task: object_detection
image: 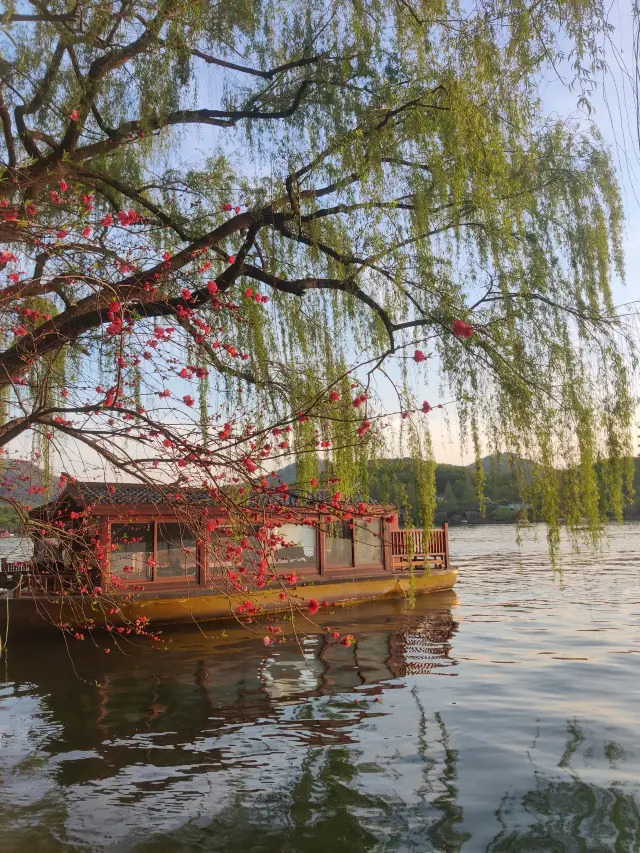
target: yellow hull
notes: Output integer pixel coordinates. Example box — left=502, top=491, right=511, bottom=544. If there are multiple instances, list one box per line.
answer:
left=1, top=569, right=458, bottom=635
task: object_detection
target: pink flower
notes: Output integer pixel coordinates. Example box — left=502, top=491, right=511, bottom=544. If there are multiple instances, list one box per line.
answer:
left=59, top=179, right=68, bottom=192
left=422, top=401, right=432, bottom=413
left=82, top=226, right=91, bottom=238
left=228, top=255, right=236, bottom=264
left=413, top=349, right=427, bottom=362
left=329, top=391, right=340, bottom=402
left=222, top=203, right=233, bottom=211
left=308, top=598, right=320, bottom=615
left=207, top=280, right=218, bottom=295
left=452, top=319, right=474, bottom=339
left=183, top=395, right=195, bottom=407
left=70, top=109, right=79, bottom=121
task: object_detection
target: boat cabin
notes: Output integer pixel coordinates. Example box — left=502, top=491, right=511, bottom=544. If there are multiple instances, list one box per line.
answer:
left=4, top=481, right=451, bottom=598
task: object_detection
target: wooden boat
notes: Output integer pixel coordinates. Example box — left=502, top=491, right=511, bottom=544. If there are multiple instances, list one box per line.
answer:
left=0, top=482, right=457, bottom=636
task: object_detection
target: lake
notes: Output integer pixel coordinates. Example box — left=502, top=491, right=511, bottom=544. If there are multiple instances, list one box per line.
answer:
left=0, top=523, right=639, bottom=852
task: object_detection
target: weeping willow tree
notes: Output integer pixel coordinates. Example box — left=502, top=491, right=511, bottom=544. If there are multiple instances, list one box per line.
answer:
left=0, top=0, right=634, bottom=552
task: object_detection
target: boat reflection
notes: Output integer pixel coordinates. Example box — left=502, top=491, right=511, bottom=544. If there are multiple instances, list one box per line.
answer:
left=3, top=593, right=459, bottom=768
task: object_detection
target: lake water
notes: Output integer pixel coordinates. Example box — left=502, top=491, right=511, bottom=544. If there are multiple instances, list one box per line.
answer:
left=1, top=523, right=639, bottom=852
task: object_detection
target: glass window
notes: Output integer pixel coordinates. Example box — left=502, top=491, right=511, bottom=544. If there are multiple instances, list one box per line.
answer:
left=110, top=523, right=153, bottom=580
left=208, top=531, right=241, bottom=582
left=275, top=524, right=318, bottom=569
left=325, top=521, right=353, bottom=568
left=157, top=522, right=197, bottom=578
left=354, top=518, right=383, bottom=566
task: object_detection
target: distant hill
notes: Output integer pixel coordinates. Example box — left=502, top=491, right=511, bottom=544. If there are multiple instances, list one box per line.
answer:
left=466, top=452, right=538, bottom=478
left=0, top=459, right=51, bottom=508
left=275, top=461, right=301, bottom=484
left=275, top=456, right=527, bottom=524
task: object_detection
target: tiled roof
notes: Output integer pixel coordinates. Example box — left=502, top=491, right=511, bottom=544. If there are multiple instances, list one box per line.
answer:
left=70, top=482, right=216, bottom=507
left=30, top=481, right=388, bottom=518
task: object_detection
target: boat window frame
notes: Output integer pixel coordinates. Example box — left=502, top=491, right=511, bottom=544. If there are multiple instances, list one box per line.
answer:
left=108, top=517, right=201, bottom=584
left=353, top=517, right=384, bottom=568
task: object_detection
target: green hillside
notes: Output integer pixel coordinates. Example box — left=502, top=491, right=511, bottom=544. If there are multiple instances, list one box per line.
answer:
left=278, top=455, right=640, bottom=525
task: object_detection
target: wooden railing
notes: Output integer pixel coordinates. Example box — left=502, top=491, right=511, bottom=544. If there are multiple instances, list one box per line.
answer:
left=390, top=524, right=450, bottom=571
left=0, top=560, right=89, bottom=597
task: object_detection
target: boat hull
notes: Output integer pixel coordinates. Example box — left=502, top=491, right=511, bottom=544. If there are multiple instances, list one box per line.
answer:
left=0, top=569, right=458, bottom=636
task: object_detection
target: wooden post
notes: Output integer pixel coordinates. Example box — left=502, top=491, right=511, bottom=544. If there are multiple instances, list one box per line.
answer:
left=152, top=520, right=158, bottom=582
left=443, top=522, right=450, bottom=569
left=198, top=518, right=206, bottom=586
left=101, top=518, right=110, bottom=586
left=318, top=517, right=326, bottom=576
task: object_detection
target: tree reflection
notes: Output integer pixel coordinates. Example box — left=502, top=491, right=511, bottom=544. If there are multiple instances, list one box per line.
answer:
left=487, top=720, right=640, bottom=853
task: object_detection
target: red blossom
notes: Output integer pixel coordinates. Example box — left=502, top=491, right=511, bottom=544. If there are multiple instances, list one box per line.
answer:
left=422, top=401, right=432, bottom=413
left=413, top=349, right=427, bottom=362
left=70, top=109, right=79, bottom=121
left=452, top=319, right=474, bottom=338
left=183, top=395, right=195, bottom=407
left=308, top=598, right=320, bottom=615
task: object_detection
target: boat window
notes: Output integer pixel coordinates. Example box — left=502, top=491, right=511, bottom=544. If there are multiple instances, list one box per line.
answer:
left=325, top=520, right=354, bottom=568
left=110, top=523, right=153, bottom=580
left=275, top=524, right=318, bottom=569
left=157, top=522, right=197, bottom=578
left=354, top=518, right=383, bottom=566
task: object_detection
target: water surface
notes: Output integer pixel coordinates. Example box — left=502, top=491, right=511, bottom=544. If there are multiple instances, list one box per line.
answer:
left=1, top=524, right=639, bottom=851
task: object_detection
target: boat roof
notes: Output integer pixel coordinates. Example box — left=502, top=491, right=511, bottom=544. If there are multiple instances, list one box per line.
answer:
left=29, top=480, right=391, bottom=520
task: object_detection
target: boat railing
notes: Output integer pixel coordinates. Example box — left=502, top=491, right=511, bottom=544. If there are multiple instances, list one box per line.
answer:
left=390, top=524, right=450, bottom=571
left=0, top=559, right=88, bottom=597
